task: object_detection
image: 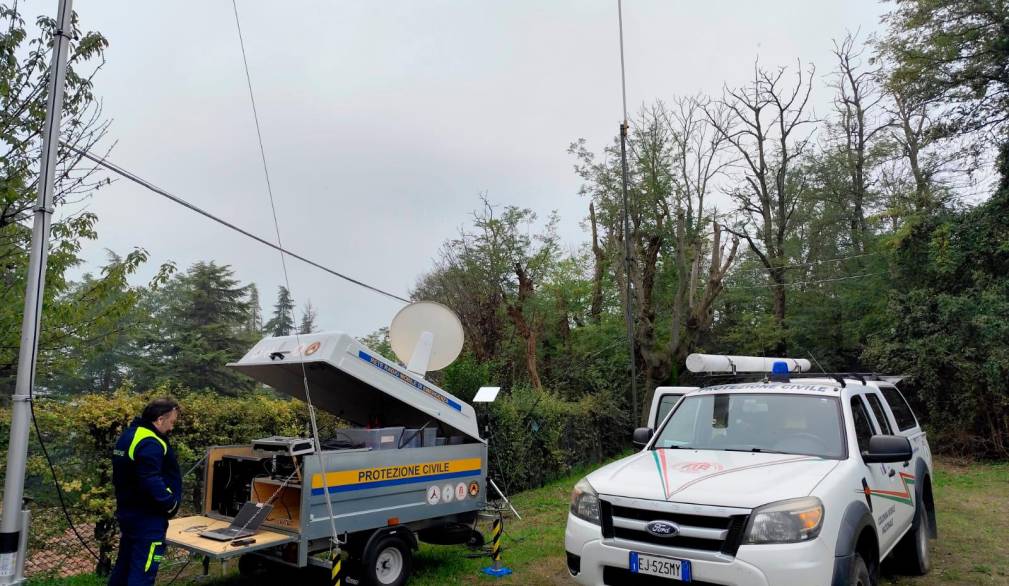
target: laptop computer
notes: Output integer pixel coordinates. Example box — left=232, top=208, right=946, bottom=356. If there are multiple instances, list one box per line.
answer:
left=200, top=502, right=274, bottom=541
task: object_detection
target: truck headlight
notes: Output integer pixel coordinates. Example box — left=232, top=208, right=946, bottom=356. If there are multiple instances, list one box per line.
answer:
left=744, top=497, right=824, bottom=544
left=570, top=478, right=601, bottom=525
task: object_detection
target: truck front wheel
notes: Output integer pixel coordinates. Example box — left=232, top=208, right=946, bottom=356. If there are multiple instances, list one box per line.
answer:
left=894, top=502, right=931, bottom=575
left=364, top=534, right=413, bottom=586
left=848, top=553, right=872, bottom=586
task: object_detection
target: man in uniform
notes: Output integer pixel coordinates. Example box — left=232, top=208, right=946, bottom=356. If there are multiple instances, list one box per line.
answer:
left=109, top=398, right=182, bottom=585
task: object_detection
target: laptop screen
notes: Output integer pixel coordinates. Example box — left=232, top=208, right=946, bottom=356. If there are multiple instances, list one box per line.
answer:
left=230, top=502, right=271, bottom=530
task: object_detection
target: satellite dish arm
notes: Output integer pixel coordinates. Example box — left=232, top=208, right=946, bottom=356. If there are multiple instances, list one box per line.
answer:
left=406, top=330, right=434, bottom=376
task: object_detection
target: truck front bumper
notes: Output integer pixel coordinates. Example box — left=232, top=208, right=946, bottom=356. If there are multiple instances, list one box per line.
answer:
left=565, top=513, right=834, bottom=586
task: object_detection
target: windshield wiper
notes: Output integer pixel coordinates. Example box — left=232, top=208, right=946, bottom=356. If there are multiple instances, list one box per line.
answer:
left=722, top=447, right=790, bottom=454
left=655, top=445, right=693, bottom=450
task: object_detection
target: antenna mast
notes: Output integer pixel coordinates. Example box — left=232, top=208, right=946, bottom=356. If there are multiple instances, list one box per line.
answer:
left=0, top=1, right=74, bottom=582
left=617, top=0, right=638, bottom=421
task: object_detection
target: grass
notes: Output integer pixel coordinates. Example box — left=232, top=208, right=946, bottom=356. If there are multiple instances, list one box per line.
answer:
left=30, top=458, right=1009, bottom=585
left=882, top=459, right=1009, bottom=585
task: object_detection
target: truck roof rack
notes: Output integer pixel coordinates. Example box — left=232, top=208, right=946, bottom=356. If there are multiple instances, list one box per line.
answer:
left=695, top=372, right=888, bottom=388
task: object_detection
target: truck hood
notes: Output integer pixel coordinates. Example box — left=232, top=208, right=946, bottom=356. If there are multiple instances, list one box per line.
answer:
left=588, top=449, right=839, bottom=509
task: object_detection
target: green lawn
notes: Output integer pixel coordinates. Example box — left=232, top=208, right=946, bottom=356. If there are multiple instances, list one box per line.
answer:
left=30, top=458, right=1009, bottom=585
left=882, top=459, right=1009, bottom=585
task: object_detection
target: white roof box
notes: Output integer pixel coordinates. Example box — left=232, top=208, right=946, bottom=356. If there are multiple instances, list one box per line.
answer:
left=228, top=332, right=481, bottom=442
left=685, top=353, right=812, bottom=374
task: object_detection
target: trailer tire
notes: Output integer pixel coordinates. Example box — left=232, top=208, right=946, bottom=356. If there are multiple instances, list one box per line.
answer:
left=238, top=554, right=273, bottom=578
left=363, top=534, right=412, bottom=586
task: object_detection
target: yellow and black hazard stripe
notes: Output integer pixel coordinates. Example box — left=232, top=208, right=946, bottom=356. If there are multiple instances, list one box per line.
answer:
left=331, top=550, right=342, bottom=586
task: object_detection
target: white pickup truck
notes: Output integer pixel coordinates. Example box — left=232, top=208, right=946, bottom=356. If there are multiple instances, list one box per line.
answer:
left=565, top=361, right=936, bottom=586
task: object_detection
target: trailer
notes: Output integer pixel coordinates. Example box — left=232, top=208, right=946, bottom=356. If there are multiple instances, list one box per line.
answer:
left=166, top=330, right=488, bottom=585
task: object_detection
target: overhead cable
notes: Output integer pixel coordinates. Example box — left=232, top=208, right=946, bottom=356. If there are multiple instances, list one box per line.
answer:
left=726, top=270, right=883, bottom=288
left=229, top=0, right=341, bottom=552
left=63, top=144, right=410, bottom=304
left=731, top=251, right=881, bottom=276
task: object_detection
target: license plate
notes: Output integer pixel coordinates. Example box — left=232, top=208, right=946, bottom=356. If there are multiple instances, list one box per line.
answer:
left=630, top=552, right=692, bottom=582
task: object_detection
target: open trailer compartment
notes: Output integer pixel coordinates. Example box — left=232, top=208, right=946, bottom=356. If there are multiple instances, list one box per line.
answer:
left=166, top=331, right=488, bottom=578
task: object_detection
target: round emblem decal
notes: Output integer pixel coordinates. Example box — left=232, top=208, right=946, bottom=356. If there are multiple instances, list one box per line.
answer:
left=441, top=484, right=454, bottom=503
left=426, top=485, right=441, bottom=505
left=673, top=461, right=725, bottom=474
left=304, top=341, right=321, bottom=356
left=646, top=520, right=681, bottom=538
left=468, top=481, right=480, bottom=497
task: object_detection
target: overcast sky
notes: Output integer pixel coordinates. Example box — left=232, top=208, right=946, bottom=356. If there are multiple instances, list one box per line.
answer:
left=57, top=0, right=888, bottom=339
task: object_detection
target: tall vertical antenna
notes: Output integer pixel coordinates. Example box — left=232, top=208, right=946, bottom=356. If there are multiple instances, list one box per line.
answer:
left=0, top=1, right=74, bottom=582
left=617, top=0, right=638, bottom=422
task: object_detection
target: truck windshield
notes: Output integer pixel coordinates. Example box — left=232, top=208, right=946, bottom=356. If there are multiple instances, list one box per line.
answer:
left=653, top=393, right=845, bottom=459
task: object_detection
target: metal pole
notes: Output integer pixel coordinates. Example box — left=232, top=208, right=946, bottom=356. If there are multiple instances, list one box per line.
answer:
left=618, top=123, right=638, bottom=424
left=0, top=0, right=74, bottom=582
left=617, top=0, right=638, bottom=423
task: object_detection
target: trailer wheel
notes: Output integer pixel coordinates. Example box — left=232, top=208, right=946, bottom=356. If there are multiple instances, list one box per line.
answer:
left=363, top=534, right=412, bottom=586
left=238, top=554, right=266, bottom=577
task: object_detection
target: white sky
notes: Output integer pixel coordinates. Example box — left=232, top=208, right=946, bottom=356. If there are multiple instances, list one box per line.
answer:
left=57, top=0, right=888, bottom=337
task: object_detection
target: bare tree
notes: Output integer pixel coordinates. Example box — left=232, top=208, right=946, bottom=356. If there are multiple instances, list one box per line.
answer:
left=709, top=61, right=816, bottom=353
left=829, top=32, right=891, bottom=252
left=573, top=100, right=737, bottom=421
left=652, top=97, right=738, bottom=406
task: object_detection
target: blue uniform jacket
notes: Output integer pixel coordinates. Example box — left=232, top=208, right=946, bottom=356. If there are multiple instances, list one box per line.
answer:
left=112, top=418, right=182, bottom=534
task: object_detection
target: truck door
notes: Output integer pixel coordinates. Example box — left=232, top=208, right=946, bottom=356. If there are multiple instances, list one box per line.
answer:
left=874, top=385, right=923, bottom=536
left=849, top=394, right=904, bottom=554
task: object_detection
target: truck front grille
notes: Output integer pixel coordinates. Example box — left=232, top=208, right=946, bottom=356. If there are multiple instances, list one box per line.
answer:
left=600, top=499, right=749, bottom=557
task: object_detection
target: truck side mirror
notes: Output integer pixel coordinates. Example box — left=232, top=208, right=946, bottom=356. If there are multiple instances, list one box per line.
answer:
left=632, top=427, right=653, bottom=447
left=861, top=435, right=912, bottom=463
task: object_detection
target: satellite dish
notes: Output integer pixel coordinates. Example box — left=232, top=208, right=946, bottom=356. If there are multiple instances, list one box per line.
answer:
left=389, top=301, right=464, bottom=375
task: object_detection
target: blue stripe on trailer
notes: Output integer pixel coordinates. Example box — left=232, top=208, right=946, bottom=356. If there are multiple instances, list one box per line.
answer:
left=311, top=469, right=479, bottom=496
left=356, top=350, right=463, bottom=411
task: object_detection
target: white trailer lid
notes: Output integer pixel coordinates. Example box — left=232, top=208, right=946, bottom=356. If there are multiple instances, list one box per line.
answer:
left=228, top=332, right=482, bottom=442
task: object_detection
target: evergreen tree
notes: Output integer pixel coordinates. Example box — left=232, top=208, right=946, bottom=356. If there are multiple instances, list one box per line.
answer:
left=151, top=262, right=255, bottom=395
left=299, top=300, right=317, bottom=334
left=265, top=286, right=296, bottom=337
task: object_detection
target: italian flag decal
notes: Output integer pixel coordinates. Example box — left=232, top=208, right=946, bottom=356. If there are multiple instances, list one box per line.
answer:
left=651, top=450, right=670, bottom=499
left=860, top=472, right=916, bottom=506
left=651, top=451, right=819, bottom=500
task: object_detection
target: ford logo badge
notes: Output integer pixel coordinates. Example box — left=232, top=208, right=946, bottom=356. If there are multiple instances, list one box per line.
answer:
left=646, top=521, right=680, bottom=538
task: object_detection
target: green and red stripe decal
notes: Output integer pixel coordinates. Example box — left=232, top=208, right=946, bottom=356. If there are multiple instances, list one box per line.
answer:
left=859, top=472, right=915, bottom=506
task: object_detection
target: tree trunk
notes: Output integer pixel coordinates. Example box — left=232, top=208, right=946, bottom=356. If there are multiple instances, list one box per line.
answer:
left=507, top=264, right=543, bottom=391
left=525, top=329, right=542, bottom=391
left=94, top=516, right=116, bottom=576
left=770, top=267, right=788, bottom=354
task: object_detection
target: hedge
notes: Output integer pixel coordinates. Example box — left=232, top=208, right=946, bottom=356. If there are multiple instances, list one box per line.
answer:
left=0, top=384, right=631, bottom=576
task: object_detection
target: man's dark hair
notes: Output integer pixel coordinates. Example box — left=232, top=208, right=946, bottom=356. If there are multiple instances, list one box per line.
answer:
left=142, top=398, right=180, bottom=424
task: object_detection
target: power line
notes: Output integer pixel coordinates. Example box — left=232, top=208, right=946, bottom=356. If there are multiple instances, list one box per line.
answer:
left=63, top=144, right=410, bottom=304
left=726, top=270, right=883, bottom=288
left=730, top=251, right=881, bottom=277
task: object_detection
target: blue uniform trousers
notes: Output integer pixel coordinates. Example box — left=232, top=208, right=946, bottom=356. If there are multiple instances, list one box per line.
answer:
left=108, top=528, right=167, bottom=585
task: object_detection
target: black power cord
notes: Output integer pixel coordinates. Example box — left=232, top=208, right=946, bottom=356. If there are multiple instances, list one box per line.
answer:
left=164, top=554, right=194, bottom=586
left=28, top=397, right=101, bottom=562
